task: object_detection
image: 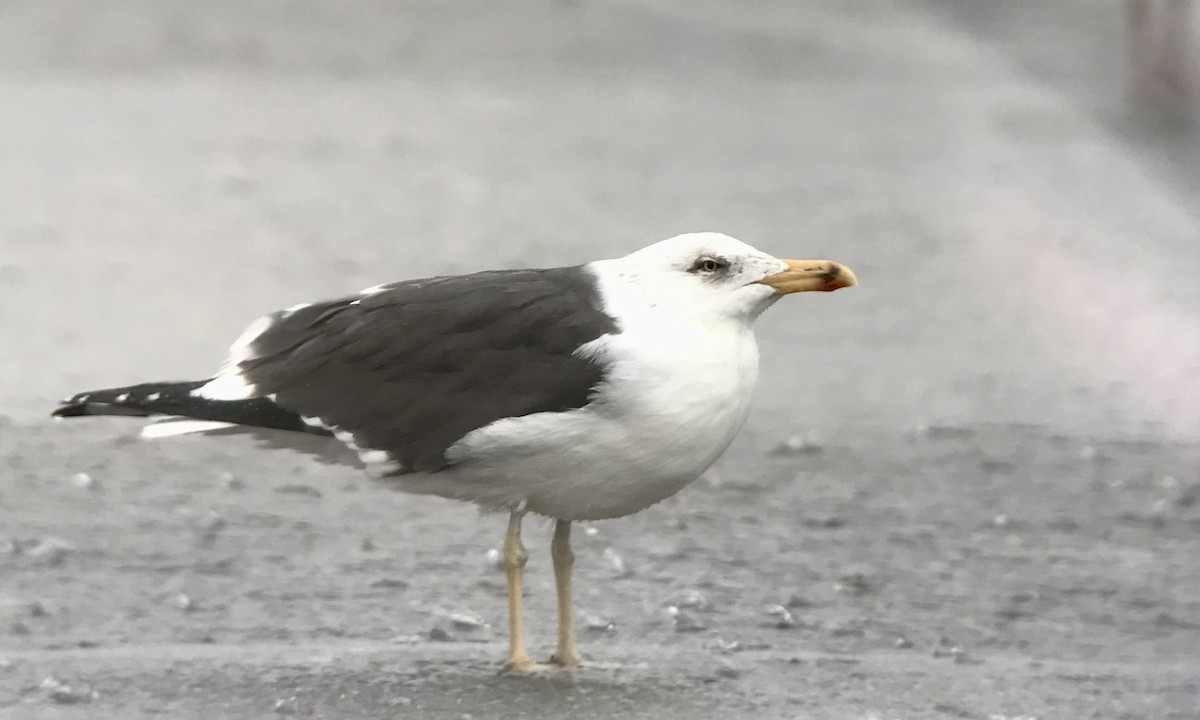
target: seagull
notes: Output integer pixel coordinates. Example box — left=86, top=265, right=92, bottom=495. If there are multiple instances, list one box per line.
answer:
left=51, top=232, right=856, bottom=673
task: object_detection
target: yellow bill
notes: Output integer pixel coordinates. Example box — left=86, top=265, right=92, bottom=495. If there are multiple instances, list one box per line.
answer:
left=758, top=259, right=857, bottom=294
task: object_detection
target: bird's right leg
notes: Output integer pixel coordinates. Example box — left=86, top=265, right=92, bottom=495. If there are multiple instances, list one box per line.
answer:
left=549, top=519, right=582, bottom=668
left=502, top=506, right=537, bottom=673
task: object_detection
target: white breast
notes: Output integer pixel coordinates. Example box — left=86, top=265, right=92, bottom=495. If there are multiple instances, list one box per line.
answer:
left=412, top=318, right=761, bottom=521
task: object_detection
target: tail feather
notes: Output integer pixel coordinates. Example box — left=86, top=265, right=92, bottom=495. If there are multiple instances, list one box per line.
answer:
left=52, top=380, right=330, bottom=436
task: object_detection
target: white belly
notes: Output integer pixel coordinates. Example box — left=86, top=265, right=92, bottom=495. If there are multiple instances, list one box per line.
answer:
left=400, top=325, right=761, bottom=520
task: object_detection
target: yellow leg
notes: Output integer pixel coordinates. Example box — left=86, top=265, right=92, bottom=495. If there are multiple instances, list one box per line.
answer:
left=502, top=508, right=536, bottom=673
left=550, top=519, right=582, bottom=668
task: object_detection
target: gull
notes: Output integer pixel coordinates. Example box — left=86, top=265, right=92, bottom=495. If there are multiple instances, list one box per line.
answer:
left=52, top=232, right=856, bottom=673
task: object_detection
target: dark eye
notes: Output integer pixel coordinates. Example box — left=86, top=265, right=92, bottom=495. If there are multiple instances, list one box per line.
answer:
left=690, top=257, right=728, bottom=274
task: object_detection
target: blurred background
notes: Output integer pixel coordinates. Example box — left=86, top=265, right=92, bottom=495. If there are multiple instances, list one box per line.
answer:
left=1, top=0, right=1197, bottom=441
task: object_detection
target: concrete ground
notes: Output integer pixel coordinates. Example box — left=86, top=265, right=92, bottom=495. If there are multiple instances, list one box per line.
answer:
left=1, top=1, right=1197, bottom=718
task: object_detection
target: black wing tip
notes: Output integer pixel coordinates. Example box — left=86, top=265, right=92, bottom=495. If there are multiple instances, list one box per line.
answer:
left=50, top=389, right=157, bottom=419
left=52, top=392, right=92, bottom=417
left=51, top=403, right=87, bottom=418
left=51, top=401, right=150, bottom=419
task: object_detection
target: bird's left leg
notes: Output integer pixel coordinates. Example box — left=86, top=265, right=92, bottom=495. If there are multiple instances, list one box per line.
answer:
left=549, top=519, right=582, bottom=668
left=502, top=506, right=538, bottom=674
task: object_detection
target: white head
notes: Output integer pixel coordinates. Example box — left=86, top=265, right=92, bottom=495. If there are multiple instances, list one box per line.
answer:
left=595, top=232, right=856, bottom=324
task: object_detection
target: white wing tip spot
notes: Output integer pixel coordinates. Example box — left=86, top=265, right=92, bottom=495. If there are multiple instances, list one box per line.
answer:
left=193, top=372, right=258, bottom=401
left=301, top=415, right=335, bottom=432
left=359, top=449, right=392, bottom=465
left=331, top=429, right=403, bottom=474
left=114, top=393, right=129, bottom=403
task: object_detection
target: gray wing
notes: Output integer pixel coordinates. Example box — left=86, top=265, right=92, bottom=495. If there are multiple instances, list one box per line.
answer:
left=232, top=266, right=619, bottom=474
